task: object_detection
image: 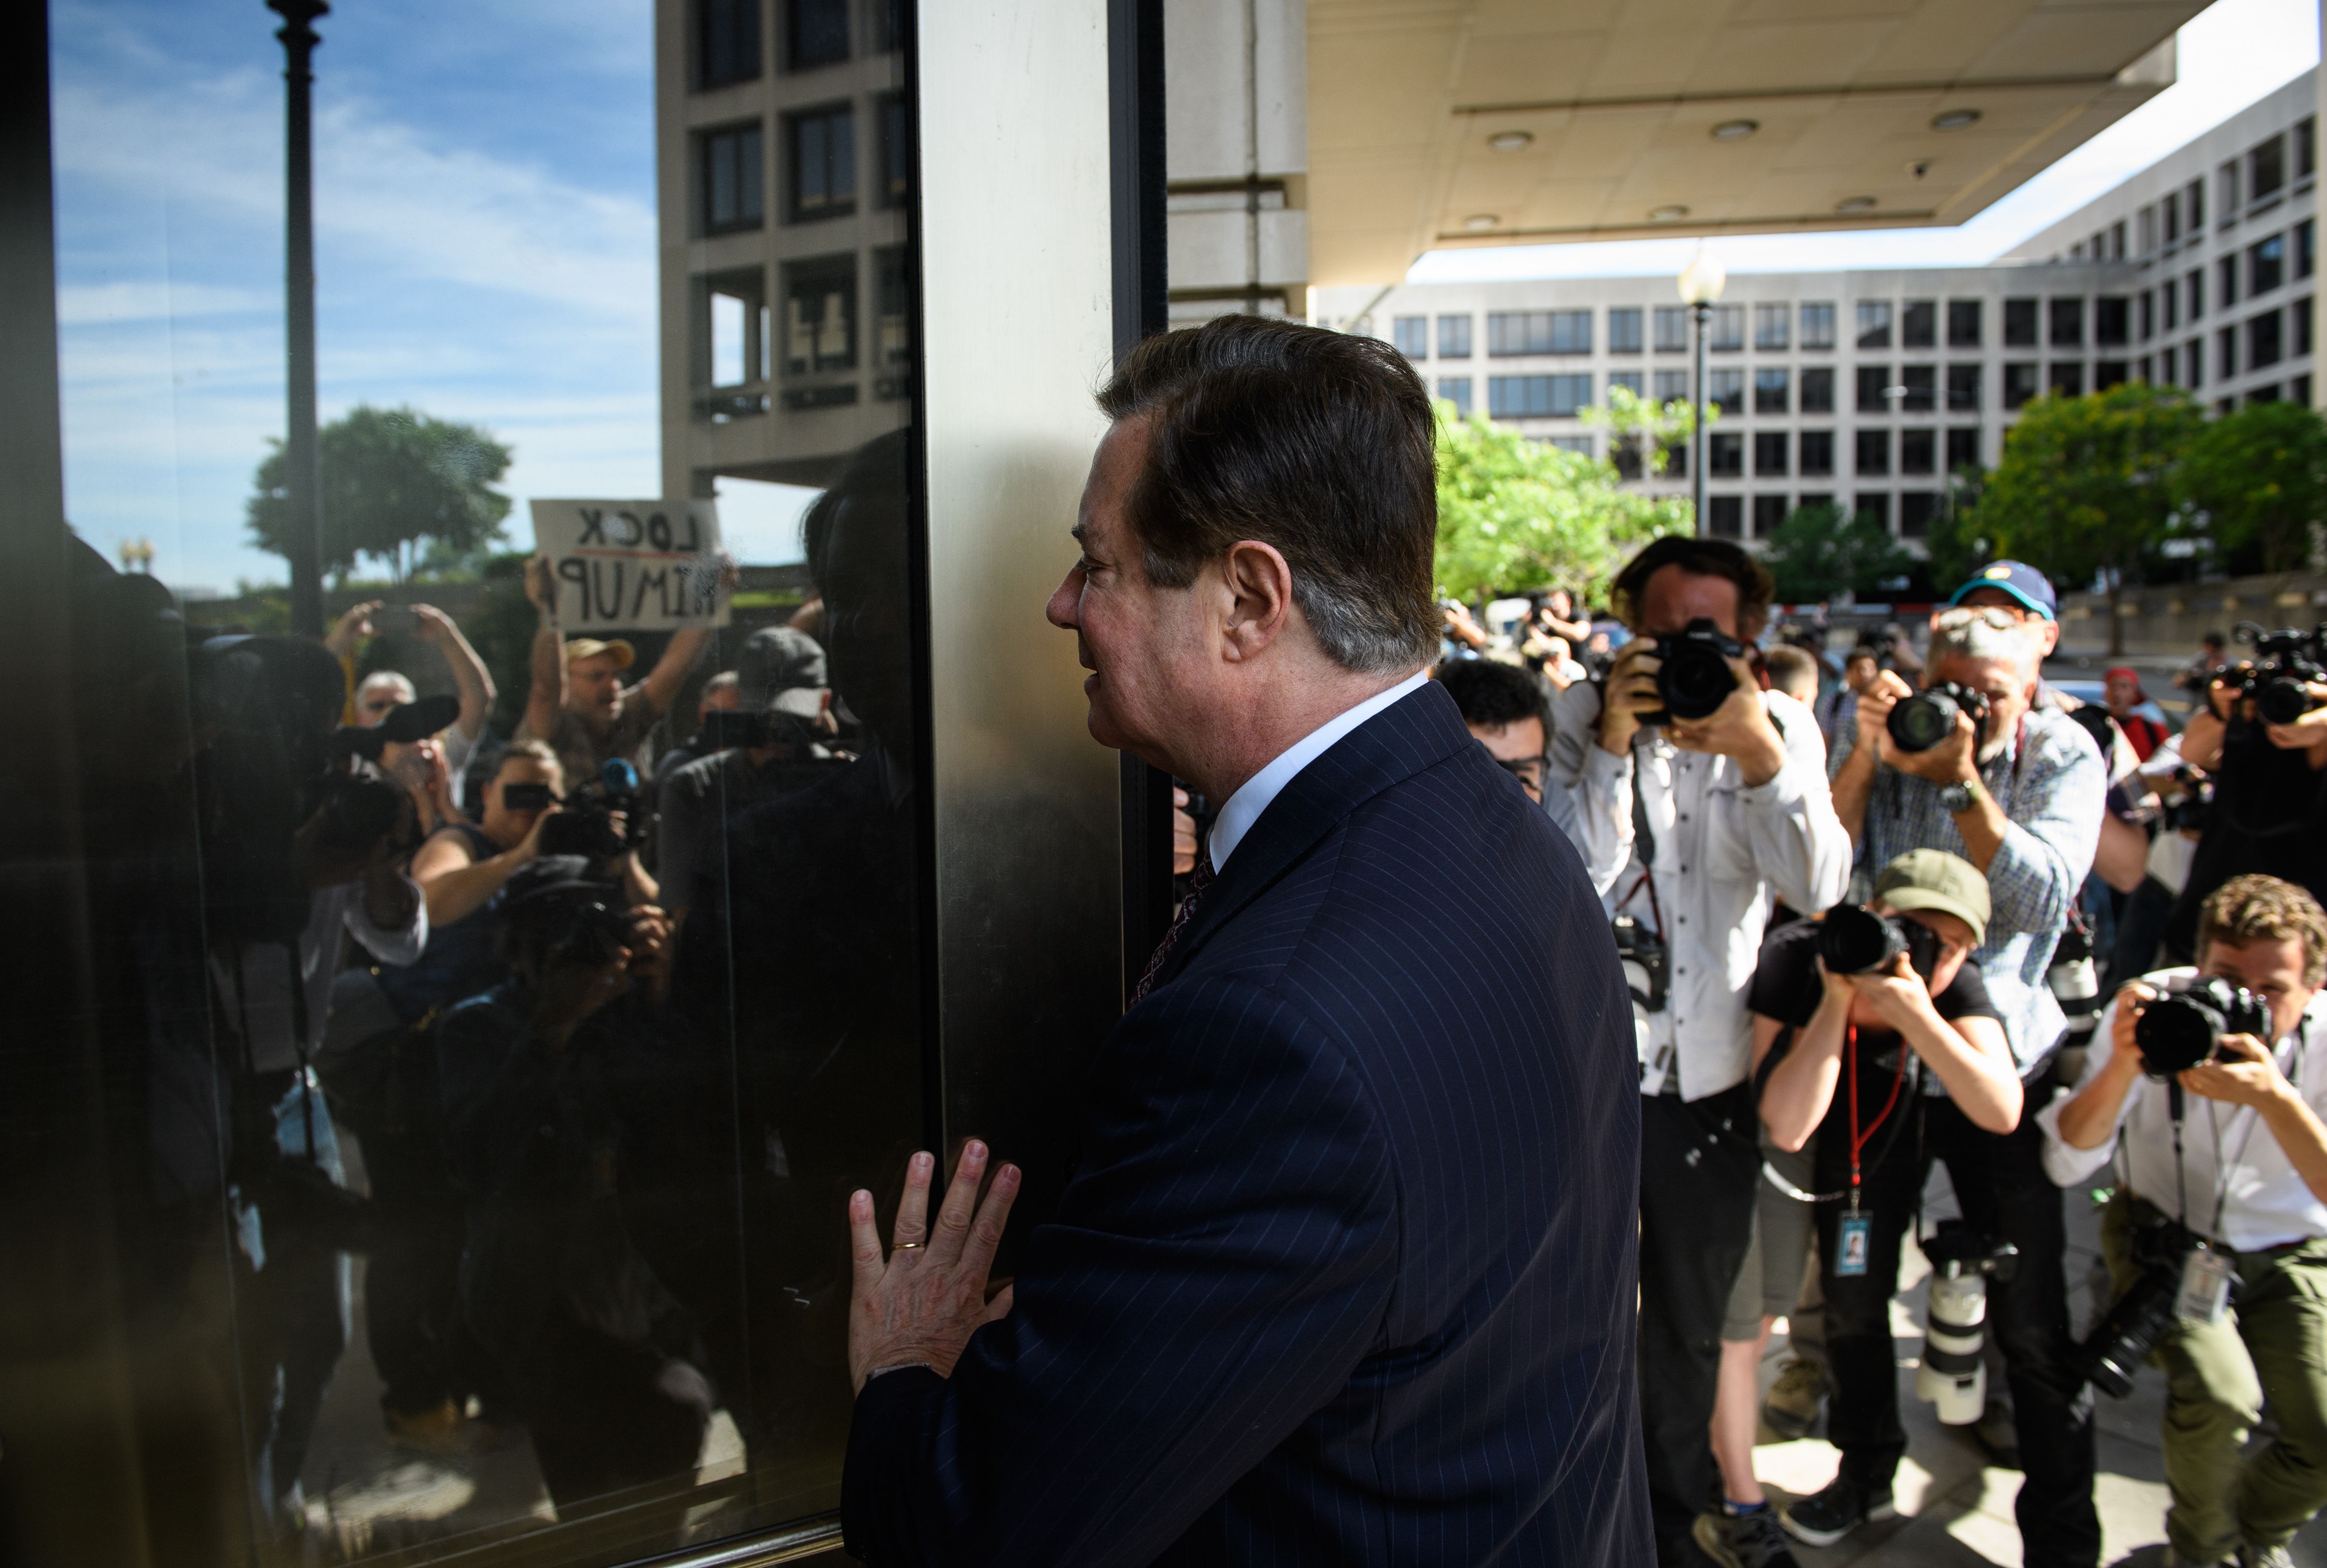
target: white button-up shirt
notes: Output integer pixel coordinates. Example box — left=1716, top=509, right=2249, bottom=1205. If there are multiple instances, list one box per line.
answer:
left=1547, top=682, right=1853, bottom=1102
left=2038, top=972, right=2327, bottom=1252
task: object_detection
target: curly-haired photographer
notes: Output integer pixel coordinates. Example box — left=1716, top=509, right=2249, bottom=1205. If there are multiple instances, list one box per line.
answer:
left=1545, top=535, right=1852, bottom=1566
left=2041, top=875, right=2327, bottom=1567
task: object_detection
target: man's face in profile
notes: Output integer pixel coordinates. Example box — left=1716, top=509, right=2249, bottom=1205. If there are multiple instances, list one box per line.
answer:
left=1048, top=415, right=1205, bottom=761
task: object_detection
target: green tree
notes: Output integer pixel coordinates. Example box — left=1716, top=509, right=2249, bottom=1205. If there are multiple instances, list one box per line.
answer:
left=1432, top=401, right=1690, bottom=605
left=248, top=404, right=514, bottom=583
left=1759, top=502, right=1912, bottom=604
left=1974, top=383, right=2204, bottom=655
left=1922, top=463, right=1991, bottom=596
left=2177, top=400, right=2327, bottom=574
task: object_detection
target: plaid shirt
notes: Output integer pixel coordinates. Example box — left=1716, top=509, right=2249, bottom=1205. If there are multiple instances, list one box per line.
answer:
left=1833, top=703, right=2106, bottom=1072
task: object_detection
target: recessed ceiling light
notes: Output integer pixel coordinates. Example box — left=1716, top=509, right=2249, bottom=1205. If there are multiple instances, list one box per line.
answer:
left=1487, top=130, right=1534, bottom=152
left=1835, top=195, right=1878, bottom=214
left=1648, top=204, right=1690, bottom=221
left=1712, top=119, right=1759, bottom=141
left=1463, top=213, right=1500, bottom=231
left=1931, top=108, right=1982, bottom=131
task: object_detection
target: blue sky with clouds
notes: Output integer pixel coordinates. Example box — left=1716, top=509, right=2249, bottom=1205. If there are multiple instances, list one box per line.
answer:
left=48, top=0, right=2323, bottom=594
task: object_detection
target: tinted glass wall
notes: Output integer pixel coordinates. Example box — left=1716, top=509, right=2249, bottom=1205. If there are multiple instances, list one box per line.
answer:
left=3, top=3, right=1128, bottom=1565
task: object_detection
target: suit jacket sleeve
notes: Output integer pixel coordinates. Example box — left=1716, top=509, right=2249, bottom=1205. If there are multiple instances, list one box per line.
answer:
left=842, top=973, right=1399, bottom=1567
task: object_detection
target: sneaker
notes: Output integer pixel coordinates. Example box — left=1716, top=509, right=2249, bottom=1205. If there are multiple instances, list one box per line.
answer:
left=1762, top=1356, right=1825, bottom=1440
left=1779, top=1477, right=1895, bottom=1548
left=1694, top=1507, right=1802, bottom=1568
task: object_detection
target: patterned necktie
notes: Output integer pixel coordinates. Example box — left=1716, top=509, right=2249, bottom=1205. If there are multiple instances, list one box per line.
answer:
left=1131, top=852, right=1214, bottom=1005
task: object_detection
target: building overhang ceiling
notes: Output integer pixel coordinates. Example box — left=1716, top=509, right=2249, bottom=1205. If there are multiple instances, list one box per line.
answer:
left=1307, top=0, right=2207, bottom=287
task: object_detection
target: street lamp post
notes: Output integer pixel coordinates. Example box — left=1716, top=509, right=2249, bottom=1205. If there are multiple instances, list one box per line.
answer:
left=269, top=0, right=328, bottom=636
left=1676, top=248, right=1726, bottom=539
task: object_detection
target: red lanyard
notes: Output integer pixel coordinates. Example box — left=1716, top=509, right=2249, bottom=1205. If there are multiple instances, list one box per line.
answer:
left=1845, top=1024, right=1909, bottom=1215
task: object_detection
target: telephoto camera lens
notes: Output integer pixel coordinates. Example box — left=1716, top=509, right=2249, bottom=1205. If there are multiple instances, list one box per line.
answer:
left=1649, top=617, right=1748, bottom=723
left=1915, top=1223, right=2018, bottom=1424
left=1817, top=903, right=1906, bottom=976
left=2133, top=977, right=2273, bottom=1078
left=1886, top=681, right=1990, bottom=755
left=2080, top=1269, right=2180, bottom=1399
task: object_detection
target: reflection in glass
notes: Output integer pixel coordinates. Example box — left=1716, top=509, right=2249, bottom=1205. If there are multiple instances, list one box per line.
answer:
left=39, top=0, right=923, bottom=1560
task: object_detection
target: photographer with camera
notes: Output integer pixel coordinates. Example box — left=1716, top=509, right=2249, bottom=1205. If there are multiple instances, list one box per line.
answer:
left=1825, top=603, right=2107, bottom=1560
left=1546, top=536, right=1852, bottom=1567
left=2041, top=875, right=2327, bottom=1568
left=658, top=626, right=838, bottom=917
left=1746, top=852, right=2024, bottom=1549
left=2162, top=624, right=2327, bottom=965
left=433, top=857, right=712, bottom=1516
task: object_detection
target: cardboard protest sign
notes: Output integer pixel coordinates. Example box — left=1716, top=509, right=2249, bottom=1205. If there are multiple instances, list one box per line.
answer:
left=529, top=499, right=729, bottom=631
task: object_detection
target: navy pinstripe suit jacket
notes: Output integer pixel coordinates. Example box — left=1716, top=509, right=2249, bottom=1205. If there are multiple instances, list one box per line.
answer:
left=843, top=680, right=1648, bottom=1565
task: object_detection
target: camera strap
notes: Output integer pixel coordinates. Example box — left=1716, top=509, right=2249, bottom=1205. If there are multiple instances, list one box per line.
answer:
left=1618, top=751, right=1667, bottom=943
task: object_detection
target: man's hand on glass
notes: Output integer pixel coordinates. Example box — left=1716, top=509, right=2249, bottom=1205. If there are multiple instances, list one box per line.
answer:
left=1594, top=641, right=1663, bottom=756
left=849, top=1141, right=1020, bottom=1395
left=1665, top=652, right=1786, bottom=786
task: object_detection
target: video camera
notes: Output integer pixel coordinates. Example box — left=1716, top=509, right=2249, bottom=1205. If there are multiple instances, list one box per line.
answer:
left=190, top=635, right=421, bottom=945
left=2132, top=974, right=2273, bottom=1078
left=2218, top=621, right=2327, bottom=727
left=1630, top=617, right=1749, bottom=727
left=538, top=758, right=651, bottom=861
left=1818, top=902, right=1942, bottom=982
left=1887, top=681, right=1990, bottom=755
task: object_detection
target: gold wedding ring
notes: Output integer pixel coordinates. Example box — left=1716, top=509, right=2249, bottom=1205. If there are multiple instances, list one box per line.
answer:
left=895, top=1241, right=924, bottom=1250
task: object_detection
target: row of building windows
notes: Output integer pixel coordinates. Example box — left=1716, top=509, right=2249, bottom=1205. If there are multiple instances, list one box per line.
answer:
left=696, top=0, right=904, bottom=91
left=2116, top=119, right=2319, bottom=262
left=1695, top=492, right=1949, bottom=542
left=701, top=247, right=913, bottom=410
left=1391, top=295, right=2189, bottom=361
left=698, top=97, right=910, bottom=234
left=1437, top=301, right=2309, bottom=418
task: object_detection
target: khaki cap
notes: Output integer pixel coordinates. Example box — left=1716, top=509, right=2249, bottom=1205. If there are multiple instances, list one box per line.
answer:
left=564, top=637, right=635, bottom=670
left=1873, top=849, right=1990, bottom=947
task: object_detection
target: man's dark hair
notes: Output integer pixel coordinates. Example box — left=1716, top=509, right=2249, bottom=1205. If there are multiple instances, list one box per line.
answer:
left=2202, top=629, right=2227, bottom=649
left=1607, top=535, right=1775, bottom=638
left=1434, top=658, right=1549, bottom=736
left=1096, top=316, right=1439, bottom=673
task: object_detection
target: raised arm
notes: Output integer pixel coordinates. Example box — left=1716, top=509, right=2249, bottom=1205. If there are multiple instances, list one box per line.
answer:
left=1758, top=981, right=1852, bottom=1153
left=413, top=602, right=497, bottom=744
left=1830, top=672, right=1909, bottom=850
left=520, top=554, right=565, bottom=742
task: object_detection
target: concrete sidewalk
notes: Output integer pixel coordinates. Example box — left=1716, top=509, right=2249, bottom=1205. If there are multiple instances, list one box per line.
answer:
left=1747, top=1167, right=2327, bottom=1567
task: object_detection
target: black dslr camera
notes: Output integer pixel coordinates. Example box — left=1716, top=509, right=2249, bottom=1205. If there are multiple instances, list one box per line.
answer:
left=1636, top=617, right=1747, bottom=726
left=1818, top=902, right=1943, bottom=982
left=1887, top=681, right=1991, bottom=755
left=2132, top=975, right=2273, bottom=1077
left=1611, top=914, right=1669, bottom=1014
left=2080, top=1212, right=2207, bottom=1398
left=2219, top=620, right=2327, bottom=727
left=539, top=757, right=651, bottom=860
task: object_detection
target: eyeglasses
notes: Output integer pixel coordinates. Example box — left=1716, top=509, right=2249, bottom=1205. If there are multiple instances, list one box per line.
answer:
left=1495, top=757, right=1547, bottom=791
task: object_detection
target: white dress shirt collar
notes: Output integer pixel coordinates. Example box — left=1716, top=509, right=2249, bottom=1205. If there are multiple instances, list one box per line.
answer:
left=1207, top=670, right=1431, bottom=871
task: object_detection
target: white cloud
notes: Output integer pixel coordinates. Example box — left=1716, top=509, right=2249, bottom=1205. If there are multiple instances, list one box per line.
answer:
left=1408, top=0, right=2321, bottom=283
left=56, top=281, right=273, bottom=323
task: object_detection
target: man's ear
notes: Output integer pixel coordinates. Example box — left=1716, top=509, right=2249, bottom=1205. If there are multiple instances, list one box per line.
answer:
left=1218, top=540, right=1296, bottom=663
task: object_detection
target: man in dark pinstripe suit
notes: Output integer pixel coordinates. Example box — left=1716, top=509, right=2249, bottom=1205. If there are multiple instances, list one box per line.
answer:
left=840, top=316, right=1649, bottom=1566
